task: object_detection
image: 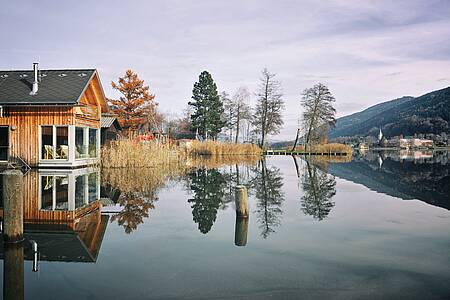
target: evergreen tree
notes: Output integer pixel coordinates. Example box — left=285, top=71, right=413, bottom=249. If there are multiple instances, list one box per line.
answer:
left=188, top=71, right=225, bottom=139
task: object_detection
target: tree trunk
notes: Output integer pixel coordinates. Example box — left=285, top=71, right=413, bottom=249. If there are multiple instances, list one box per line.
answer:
left=291, top=128, right=300, bottom=151
left=235, top=108, right=240, bottom=144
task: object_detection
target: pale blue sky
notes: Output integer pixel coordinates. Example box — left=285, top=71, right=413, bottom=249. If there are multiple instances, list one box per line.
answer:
left=1, top=0, right=449, bottom=140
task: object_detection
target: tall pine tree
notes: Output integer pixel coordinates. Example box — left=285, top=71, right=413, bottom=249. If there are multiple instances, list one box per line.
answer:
left=188, top=71, right=225, bottom=140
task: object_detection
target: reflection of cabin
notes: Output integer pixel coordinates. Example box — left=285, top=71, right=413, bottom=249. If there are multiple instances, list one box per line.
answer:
left=0, top=168, right=107, bottom=262
left=0, top=168, right=100, bottom=224
left=101, top=114, right=122, bottom=145
left=0, top=63, right=108, bottom=168
left=0, top=212, right=109, bottom=263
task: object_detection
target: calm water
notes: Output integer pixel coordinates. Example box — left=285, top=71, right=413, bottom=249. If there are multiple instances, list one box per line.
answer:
left=1, top=152, right=450, bottom=299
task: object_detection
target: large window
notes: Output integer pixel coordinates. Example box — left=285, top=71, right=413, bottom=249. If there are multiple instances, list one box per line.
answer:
left=89, top=128, right=98, bottom=158
left=56, top=127, right=69, bottom=159
left=75, top=127, right=87, bottom=159
left=41, top=126, right=69, bottom=160
left=41, top=126, right=54, bottom=159
left=76, top=127, right=98, bottom=159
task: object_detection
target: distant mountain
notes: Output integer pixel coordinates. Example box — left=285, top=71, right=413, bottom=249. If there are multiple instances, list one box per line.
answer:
left=330, top=87, right=450, bottom=138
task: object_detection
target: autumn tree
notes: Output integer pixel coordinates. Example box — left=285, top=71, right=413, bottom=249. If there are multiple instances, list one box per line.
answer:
left=252, top=68, right=285, bottom=147
left=301, top=83, right=336, bottom=150
left=109, top=70, right=157, bottom=135
left=188, top=71, right=225, bottom=140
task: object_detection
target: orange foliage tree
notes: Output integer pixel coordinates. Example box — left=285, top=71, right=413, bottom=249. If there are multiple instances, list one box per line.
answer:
left=109, top=70, right=157, bottom=135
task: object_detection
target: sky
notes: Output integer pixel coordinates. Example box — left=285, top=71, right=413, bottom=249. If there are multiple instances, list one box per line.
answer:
left=1, top=0, right=450, bottom=140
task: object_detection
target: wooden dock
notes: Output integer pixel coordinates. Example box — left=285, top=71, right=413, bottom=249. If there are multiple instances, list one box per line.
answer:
left=264, top=149, right=349, bottom=156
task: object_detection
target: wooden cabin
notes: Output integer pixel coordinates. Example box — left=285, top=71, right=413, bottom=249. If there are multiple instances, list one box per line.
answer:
left=0, top=64, right=108, bottom=168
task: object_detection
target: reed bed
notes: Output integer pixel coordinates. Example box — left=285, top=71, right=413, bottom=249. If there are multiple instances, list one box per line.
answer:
left=101, top=139, right=262, bottom=169
left=101, top=139, right=186, bottom=168
left=186, top=140, right=262, bottom=156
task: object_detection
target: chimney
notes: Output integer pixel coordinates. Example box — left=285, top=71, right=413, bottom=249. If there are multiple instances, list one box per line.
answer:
left=30, top=62, right=39, bottom=95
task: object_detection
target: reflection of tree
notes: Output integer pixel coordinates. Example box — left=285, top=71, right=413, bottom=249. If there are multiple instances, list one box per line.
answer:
left=301, top=160, right=336, bottom=220
left=110, top=192, right=156, bottom=234
left=251, top=159, right=284, bottom=238
left=188, top=168, right=227, bottom=234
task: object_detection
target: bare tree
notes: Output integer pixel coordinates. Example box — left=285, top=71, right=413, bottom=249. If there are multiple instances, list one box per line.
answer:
left=232, top=87, right=252, bottom=143
left=221, top=91, right=234, bottom=141
left=301, top=83, right=336, bottom=150
left=252, top=68, right=284, bottom=148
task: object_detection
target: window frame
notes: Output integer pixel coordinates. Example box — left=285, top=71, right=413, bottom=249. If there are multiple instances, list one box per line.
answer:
left=39, top=125, right=70, bottom=161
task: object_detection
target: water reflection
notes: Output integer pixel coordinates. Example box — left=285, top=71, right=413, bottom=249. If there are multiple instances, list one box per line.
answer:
left=329, top=151, right=450, bottom=210
left=300, top=159, right=336, bottom=221
left=250, top=159, right=285, bottom=238
left=187, top=168, right=227, bottom=234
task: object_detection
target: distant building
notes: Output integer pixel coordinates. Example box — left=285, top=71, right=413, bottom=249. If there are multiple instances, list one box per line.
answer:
left=399, top=138, right=433, bottom=149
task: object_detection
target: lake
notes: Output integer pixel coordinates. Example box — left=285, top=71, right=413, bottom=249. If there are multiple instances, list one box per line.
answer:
left=1, top=151, right=450, bottom=299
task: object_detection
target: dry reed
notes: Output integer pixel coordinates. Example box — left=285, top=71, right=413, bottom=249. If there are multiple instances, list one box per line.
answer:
left=186, top=140, right=262, bottom=156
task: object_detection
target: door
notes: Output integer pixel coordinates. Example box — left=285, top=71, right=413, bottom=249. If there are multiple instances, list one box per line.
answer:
left=0, top=126, right=9, bottom=161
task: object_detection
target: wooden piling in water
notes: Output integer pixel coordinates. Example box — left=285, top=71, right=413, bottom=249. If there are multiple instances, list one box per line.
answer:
left=234, top=216, right=248, bottom=246
left=2, top=170, right=24, bottom=243
left=235, top=185, right=249, bottom=218
left=3, top=243, right=24, bottom=300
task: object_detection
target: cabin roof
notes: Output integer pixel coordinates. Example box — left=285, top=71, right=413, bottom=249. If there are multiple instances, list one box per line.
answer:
left=0, top=69, right=97, bottom=105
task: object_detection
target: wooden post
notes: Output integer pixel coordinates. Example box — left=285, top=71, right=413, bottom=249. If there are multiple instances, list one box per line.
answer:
left=235, top=186, right=248, bottom=217
left=3, top=170, right=24, bottom=243
left=234, top=216, right=248, bottom=246
left=3, top=243, right=24, bottom=300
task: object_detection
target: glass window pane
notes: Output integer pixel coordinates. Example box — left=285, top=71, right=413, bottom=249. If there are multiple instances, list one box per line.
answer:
left=88, top=173, right=98, bottom=203
left=76, top=127, right=87, bottom=159
left=41, top=176, right=53, bottom=210
left=75, top=175, right=87, bottom=208
left=55, top=176, right=69, bottom=210
left=89, top=128, right=98, bottom=158
left=56, top=127, right=69, bottom=159
left=0, top=127, right=8, bottom=161
left=41, top=126, right=54, bottom=159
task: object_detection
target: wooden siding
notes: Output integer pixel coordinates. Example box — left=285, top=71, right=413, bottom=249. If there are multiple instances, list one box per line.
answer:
left=0, top=73, right=107, bottom=166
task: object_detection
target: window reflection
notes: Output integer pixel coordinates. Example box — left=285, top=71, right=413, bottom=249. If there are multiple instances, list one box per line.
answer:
left=41, top=176, right=53, bottom=209
left=40, top=171, right=99, bottom=211
left=55, top=176, right=69, bottom=210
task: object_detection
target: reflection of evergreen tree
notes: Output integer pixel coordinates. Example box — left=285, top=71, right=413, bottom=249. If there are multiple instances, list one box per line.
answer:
left=301, top=160, right=336, bottom=220
left=250, top=159, right=284, bottom=238
left=188, top=168, right=227, bottom=234
left=111, top=191, right=156, bottom=234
